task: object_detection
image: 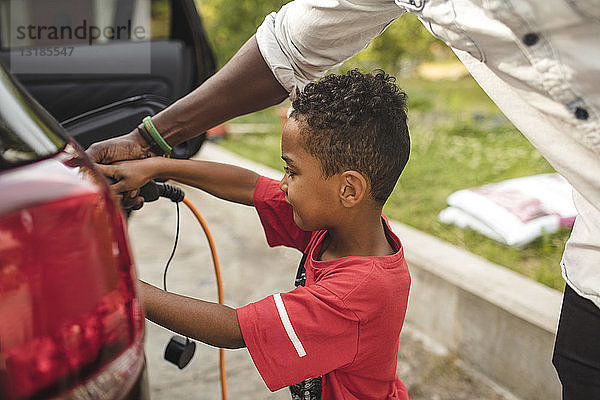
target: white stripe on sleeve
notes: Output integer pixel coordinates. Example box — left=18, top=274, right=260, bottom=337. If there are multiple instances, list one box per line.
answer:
left=273, top=293, right=307, bottom=357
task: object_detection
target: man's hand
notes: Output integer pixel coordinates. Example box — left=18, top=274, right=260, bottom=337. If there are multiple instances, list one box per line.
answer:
left=87, top=130, right=153, bottom=209
left=87, top=130, right=152, bottom=165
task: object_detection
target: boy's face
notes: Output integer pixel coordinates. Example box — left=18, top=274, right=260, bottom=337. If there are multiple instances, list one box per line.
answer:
left=279, top=117, right=341, bottom=231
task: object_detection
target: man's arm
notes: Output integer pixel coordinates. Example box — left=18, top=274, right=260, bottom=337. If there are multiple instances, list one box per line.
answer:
left=138, top=281, right=244, bottom=349
left=152, top=35, right=289, bottom=147
left=87, top=36, right=288, bottom=165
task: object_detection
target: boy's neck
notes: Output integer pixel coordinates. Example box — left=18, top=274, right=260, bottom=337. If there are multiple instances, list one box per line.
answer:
left=319, top=209, right=394, bottom=261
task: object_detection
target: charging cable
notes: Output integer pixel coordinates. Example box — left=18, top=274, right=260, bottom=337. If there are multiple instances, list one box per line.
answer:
left=138, top=180, right=228, bottom=400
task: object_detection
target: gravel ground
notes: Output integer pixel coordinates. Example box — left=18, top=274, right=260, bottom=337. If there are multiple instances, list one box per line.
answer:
left=396, top=329, right=511, bottom=400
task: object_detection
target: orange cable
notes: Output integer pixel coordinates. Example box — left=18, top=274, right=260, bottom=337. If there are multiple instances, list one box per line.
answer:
left=182, top=197, right=228, bottom=400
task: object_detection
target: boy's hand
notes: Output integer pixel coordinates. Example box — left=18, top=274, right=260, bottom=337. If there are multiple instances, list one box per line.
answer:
left=88, top=131, right=157, bottom=209
left=96, top=158, right=162, bottom=208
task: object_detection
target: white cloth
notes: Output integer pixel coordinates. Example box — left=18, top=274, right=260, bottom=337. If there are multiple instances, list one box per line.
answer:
left=256, top=0, right=600, bottom=307
left=438, top=173, right=577, bottom=248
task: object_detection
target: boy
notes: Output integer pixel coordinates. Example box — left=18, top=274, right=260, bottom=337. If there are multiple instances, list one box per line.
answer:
left=98, top=70, right=412, bottom=399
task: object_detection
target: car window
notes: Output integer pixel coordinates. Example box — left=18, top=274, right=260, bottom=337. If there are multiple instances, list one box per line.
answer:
left=0, top=0, right=170, bottom=50
left=0, top=67, right=67, bottom=170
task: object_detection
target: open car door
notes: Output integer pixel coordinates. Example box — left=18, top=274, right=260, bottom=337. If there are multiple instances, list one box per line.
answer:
left=0, top=0, right=216, bottom=158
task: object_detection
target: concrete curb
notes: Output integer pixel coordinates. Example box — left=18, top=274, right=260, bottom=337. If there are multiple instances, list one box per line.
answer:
left=201, top=142, right=563, bottom=400
left=391, top=222, right=562, bottom=400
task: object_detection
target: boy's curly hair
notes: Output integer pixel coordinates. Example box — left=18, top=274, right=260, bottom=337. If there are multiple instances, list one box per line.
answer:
left=291, top=69, right=410, bottom=205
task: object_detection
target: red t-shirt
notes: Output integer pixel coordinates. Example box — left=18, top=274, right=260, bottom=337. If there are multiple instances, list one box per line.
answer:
left=237, top=177, right=411, bottom=400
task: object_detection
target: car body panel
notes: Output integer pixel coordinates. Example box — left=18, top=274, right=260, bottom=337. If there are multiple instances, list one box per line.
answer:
left=0, top=44, right=148, bottom=400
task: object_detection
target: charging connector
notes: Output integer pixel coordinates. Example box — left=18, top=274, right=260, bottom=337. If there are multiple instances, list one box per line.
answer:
left=139, top=180, right=184, bottom=203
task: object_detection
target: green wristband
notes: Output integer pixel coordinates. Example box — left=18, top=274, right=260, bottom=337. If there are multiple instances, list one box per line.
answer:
left=143, top=116, right=172, bottom=156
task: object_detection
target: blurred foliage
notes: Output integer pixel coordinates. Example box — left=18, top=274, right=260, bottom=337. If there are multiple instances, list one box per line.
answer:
left=150, top=0, right=171, bottom=39
left=195, top=0, right=452, bottom=69
left=195, top=0, right=287, bottom=66
left=348, top=16, right=452, bottom=73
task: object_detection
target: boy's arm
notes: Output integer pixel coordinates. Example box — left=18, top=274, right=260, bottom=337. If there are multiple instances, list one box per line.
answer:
left=96, top=158, right=260, bottom=206
left=138, top=280, right=245, bottom=349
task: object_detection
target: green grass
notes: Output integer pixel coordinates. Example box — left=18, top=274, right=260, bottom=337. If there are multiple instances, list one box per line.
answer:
left=218, top=76, right=569, bottom=291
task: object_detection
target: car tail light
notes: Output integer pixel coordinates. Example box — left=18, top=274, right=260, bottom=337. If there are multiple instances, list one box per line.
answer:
left=0, top=155, right=145, bottom=399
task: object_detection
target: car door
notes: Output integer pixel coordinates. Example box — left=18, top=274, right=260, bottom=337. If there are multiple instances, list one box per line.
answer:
left=0, top=0, right=216, bottom=158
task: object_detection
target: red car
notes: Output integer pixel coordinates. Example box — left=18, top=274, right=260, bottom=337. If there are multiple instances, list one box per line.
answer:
left=0, top=62, right=148, bottom=399
left=0, top=1, right=217, bottom=397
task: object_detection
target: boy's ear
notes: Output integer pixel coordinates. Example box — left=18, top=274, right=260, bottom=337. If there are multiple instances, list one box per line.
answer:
left=339, top=171, right=368, bottom=208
